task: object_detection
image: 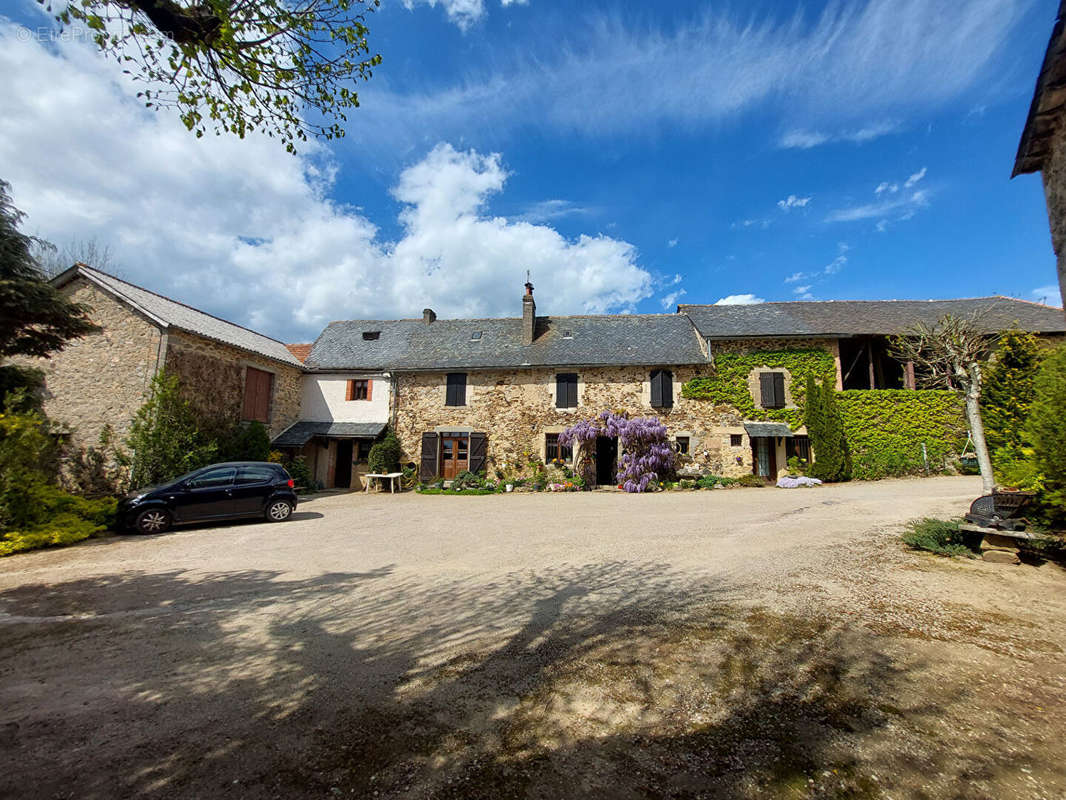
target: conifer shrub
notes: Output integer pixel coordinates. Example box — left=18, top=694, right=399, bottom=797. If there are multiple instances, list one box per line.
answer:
left=1027, top=345, right=1066, bottom=528
left=368, top=428, right=402, bottom=474
left=804, top=376, right=851, bottom=482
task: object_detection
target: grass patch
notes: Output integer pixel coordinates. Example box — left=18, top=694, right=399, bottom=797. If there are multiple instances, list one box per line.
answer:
left=901, top=518, right=975, bottom=558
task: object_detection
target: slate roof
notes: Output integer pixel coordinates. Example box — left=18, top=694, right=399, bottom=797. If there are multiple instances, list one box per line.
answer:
left=306, top=314, right=709, bottom=371
left=54, top=265, right=303, bottom=367
left=1014, top=0, right=1066, bottom=176
left=272, top=421, right=386, bottom=447
left=678, top=297, right=1066, bottom=338
left=743, top=422, right=795, bottom=439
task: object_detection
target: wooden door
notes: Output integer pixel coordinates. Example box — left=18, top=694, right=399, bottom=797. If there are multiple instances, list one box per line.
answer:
left=440, top=436, right=469, bottom=479
left=751, top=437, right=777, bottom=480
left=334, top=440, right=353, bottom=488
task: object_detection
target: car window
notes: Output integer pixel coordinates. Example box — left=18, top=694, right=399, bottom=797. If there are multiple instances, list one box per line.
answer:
left=187, top=467, right=236, bottom=490
left=236, top=466, right=277, bottom=486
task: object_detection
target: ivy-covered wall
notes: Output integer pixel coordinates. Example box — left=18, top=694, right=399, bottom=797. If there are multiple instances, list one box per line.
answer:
left=681, top=349, right=837, bottom=429
left=838, top=390, right=967, bottom=480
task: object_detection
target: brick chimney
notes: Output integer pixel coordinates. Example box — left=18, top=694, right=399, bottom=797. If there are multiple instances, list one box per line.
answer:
left=522, top=281, right=536, bottom=344
left=423, top=308, right=436, bottom=324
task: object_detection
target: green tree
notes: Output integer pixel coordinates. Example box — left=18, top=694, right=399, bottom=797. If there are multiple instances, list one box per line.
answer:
left=367, top=427, right=402, bottom=474
left=124, top=372, right=217, bottom=487
left=218, top=420, right=272, bottom=462
left=0, top=180, right=98, bottom=360
left=43, top=0, right=382, bottom=153
left=1026, top=345, right=1066, bottom=527
left=804, top=376, right=851, bottom=482
left=981, top=329, right=1042, bottom=462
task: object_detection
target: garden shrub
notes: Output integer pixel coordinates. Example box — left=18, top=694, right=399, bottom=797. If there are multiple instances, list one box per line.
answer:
left=696, top=475, right=737, bottom=489
left=217, top=420, right=272, bottom=462
left=368, top=428, right=402, bottom=474
left=982, top=329, right=1042, bottom=464
left=62, top=425, right=128, bottom=497
left=836, top=390, right=966, bottom=480
left=268, top=450, right=316, bottom=491
left=736, top=474, right=766, bottom=487
left=682, top=348, right=837, bottom=428
left=450, top=470, right=485, bottom=490
left=124, top=372, right=217, bottom=487
left=560, top=411, right=675, bottom=492
left=1027, top=345, right=1066, bottom=528
left=805, top=376, right=851, bottom=482
left=900, top=518, right=975, bottom=558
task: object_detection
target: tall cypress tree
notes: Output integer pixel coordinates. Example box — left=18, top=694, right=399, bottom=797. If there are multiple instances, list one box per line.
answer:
left=805, top=375, right=850, bottom=482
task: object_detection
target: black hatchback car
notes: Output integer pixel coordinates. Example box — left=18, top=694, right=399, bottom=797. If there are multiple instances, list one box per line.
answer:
left=118, top=462, right=299, bottom=534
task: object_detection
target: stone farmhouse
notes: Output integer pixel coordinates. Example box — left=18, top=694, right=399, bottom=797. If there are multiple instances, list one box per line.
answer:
left=13, top=266, right=1066, bottom=490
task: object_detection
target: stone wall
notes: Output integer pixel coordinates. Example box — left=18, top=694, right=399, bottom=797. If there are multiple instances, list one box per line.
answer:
left=6, top=277, right=163, bottom=447
left=1041, top=120, right=1066, bottom=311
left=395, top=365, right=772, bottom=480
left=165, top=333, right=302, bottom=438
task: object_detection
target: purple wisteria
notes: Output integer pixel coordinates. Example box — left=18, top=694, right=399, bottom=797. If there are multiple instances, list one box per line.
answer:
left=560, top=411, right=676, bottom=492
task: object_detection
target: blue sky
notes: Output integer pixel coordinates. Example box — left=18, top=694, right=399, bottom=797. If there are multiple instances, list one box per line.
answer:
left=0, top=0, right=1061, bottom=342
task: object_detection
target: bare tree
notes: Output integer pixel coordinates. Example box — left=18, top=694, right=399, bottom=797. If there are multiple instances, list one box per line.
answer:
left=30, top=237, right=117, bottom=278
left=890, top=313, right=997, bottom=493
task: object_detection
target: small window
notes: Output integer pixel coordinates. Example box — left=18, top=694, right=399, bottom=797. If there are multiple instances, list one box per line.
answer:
left=446, top=373, right=467, bottom=406
left=362, top=331, right=380, bottom=340
left=356, top=440, right=373, bottom=462
left=675, top=436, right=690, bottom=455
left=759, top=371, right=786, bottom=409
left=346, top=379, right=371, bottom=401
left=650, top=369, right=674, bottom=408
left=470, top=331, right=482, bottom=340
left=562, top=330, right=573, bottom=339
left=730, top=434, right=743, bottom=447
left=556, top=373, right=578, bottom=409
left=545, top=433, right=573, bottom=463
left=187, top=467, right=236, bottom=490
left=786, top=435, right=811, bottom=463
left=236, top=466, right=276, bottom=486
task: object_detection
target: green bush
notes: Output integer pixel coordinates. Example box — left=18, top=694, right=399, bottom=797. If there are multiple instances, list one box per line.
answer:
left=736, top=474, right=766, bottom=487
left=901, top=518, right=975, bottom=558
left=697, top=475, right=738, bottom=489
left=1027, top=345, right=1066, bottom=528
left=124, top=372, right=217, bottom=487
left=218, top=421, right=271, bottom=462
left=268, top=450, right=316, bottom=491
left=982, top=329, right=1042, bottom=463
left=805, top=376, right=851, bottom=482
left=451, top=470, right=484, bottom=490
left=368, top=428, right=402, bottom=474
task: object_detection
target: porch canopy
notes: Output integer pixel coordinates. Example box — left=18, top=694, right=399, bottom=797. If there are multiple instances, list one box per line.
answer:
left=272, top=421, right=386, bottom=448
left=742, top=422, right=794, bottom=439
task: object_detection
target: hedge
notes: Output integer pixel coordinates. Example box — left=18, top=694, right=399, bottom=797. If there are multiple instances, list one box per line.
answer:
left=837, top=390, right=967, bottom=480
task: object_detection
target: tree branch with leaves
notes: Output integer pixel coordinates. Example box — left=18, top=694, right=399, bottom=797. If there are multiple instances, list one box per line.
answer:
left=42, top=0, right=382, bottom=152
left=890, top=312, right=998, bottom=493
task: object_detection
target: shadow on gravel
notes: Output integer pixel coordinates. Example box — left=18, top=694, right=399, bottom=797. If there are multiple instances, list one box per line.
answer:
left=0, top=562, right=1053, bottom=799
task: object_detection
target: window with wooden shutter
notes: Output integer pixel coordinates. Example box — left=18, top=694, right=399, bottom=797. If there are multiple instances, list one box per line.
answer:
left=545, top=433, right=573, bottom=463
left=469, top=432, right=488, bottom=474
left=242, top=367, right=274, bottom=423
left=419, top=432, right=439, bottom=481
left=556, top=373, right=578, bottom=408
left=346, top=379, right=370, bottom=401
left=650, top=369, right=673, bottom=408
left=445, top=373, right=467, bottom=406
left=759, top=372, right=786, bottom=409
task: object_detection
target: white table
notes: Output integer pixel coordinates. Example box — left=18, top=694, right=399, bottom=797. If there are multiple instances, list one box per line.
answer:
left=364, top=472, right=403, bottom=493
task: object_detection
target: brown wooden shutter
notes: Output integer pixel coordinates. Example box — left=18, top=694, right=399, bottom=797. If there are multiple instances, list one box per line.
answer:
left=419, top=432, right=439, bottom=481
left=243, top=367, right=273, bottom=423
left=661, top=370, right=674, bottom=408
left=759, top=373, right=775, bottom=408
left=650, top=370, right=663, bottom=407
left=366, top=379, right=372, bottom=401
left=469, top=432, right=488, bottom=474
left=772, top=372, right=785, bottom=408
left=346, top=380, right=355, bottom=401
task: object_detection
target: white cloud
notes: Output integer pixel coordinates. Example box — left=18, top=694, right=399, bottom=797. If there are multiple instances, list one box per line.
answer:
left=732, top=218, right=771, bottom=230
left=660, top=289, right=686, bottom=309
left=402, top=0, right=485, bottom=30
left=779, top=120, right=900, bottom=149
left=874, top=182, right=898, bottom=195
left=352, top=0, right=1026, bottom=158
left=517, top=199, right=594, bottom=223
left=823, top=254, right=847, bottom=274
left=667, top=238, right=679, bottom=248
left=715, top=294, right=766, bottom=305
left=0, top=26, right=652, bottom=341
left=904, top=167, right=927, bottom=188
left=777, top=195, right=812, bottom=211
left=793, top=285, right=812, bottom=294
left=1032, top=285, right=1063, bottom=307
left=784, top=272, right=809, bottom=283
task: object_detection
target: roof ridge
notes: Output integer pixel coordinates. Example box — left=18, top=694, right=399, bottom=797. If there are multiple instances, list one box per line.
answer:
left=77, top=264, right=291, bottom=347
left=678, top=296, right=1015, bottom=309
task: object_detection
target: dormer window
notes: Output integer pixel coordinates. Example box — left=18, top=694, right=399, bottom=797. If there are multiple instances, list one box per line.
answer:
left=470, top=331, right=482, bottom=340
left=362, top=331, right=380, bottom=341
left=562, top=330, right=573, bottom=339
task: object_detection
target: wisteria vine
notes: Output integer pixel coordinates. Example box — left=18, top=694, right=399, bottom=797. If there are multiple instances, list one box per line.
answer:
left=559, top=411, right=676, bottom=492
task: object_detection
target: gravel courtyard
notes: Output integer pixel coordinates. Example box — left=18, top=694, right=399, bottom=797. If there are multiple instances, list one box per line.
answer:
left=1, top=476, right=1064, bottom=799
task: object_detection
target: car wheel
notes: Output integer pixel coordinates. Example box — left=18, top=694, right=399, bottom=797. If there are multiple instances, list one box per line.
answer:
left=265, top=500, right=293, bottom=522
left=135, top=508, right=172, bottom=534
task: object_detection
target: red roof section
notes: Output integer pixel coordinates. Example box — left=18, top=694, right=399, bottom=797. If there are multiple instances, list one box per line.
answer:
left=285, top=343, right=312, bottom=362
